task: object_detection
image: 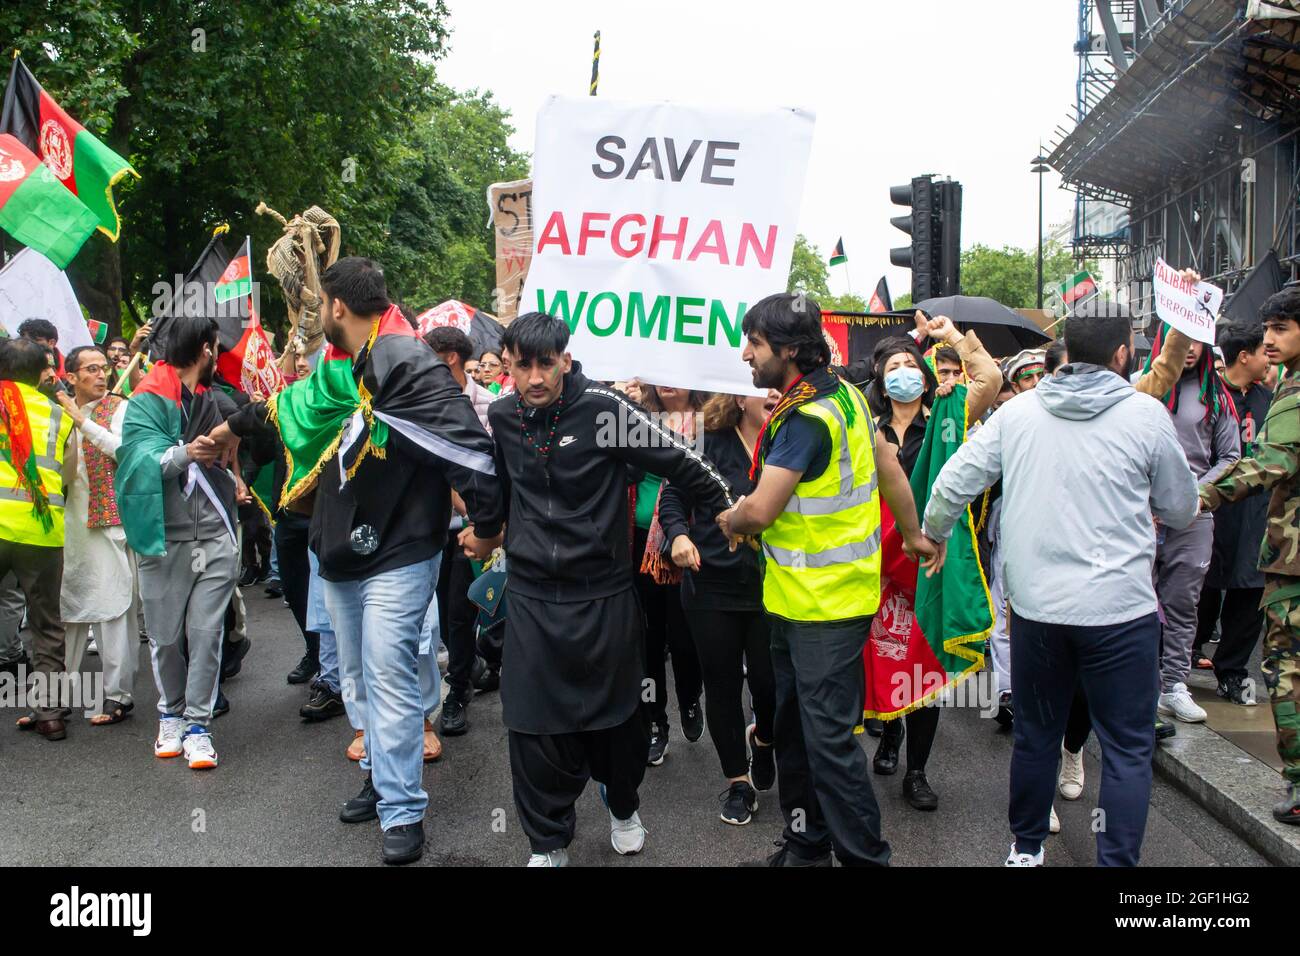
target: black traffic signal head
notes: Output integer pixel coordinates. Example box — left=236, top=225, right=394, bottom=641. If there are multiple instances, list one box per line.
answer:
left=890, top=175, right=937, bottom=299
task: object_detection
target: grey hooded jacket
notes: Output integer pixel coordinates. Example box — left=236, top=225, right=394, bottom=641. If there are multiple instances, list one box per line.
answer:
left=922, top=363, right=1199, bottom=626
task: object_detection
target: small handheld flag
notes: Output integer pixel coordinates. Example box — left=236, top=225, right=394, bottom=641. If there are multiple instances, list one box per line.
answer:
left=87, top=318, right=107, bottom=344
left=1057, top=271, right=1097, bottom=307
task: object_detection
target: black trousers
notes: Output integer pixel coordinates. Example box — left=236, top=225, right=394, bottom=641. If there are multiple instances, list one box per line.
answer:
left=685, top=607, right=776, bottom=779
left=274, top=512, right=317, bottom=659
left=634, top=528, right=702, bottom=728
left=771, top=615, right=890, bottom=866
left=508, top=709, right=649, bottom=852
left=436, top=536, right=478, bottom=698
left=240, top=503, right=272, bottom=574
left=881, top=704, right=941, bottom=774
left=1196, top=586, right=1266, bottom=682
left=1064, top=685, right=1092, bottom=754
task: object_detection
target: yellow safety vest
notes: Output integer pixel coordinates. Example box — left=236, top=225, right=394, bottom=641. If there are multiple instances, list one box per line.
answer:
left=761, top=382, right=881, bottom=622
left=0, top=382, right=72, bottom=547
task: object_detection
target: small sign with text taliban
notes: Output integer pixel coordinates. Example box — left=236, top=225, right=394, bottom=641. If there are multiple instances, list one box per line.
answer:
left=1153, top=258, right=1223, bottom=344
left=522, top=96, right=815, bottom=394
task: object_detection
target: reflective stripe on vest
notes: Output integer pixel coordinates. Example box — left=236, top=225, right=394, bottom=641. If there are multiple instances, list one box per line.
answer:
left=0, top=383, right=71, bottom=546
left=761, top=383, right=882, bottom=622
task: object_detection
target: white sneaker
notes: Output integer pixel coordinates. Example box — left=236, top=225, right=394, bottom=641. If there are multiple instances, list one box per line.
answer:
left=526, top=848, right=569, bottom=867
left=1058, top=746, right=1085, bottom=800
left=182, top=728, right=218, bottom=770
left=1049, top=805, right=1060, bottom=834
left=609, top=809, right=647, bottom=855
left=87, top=638, right=99, bottom=656
left=154, top=717, right=184, bottom=758
left=1005, top=841, right=1044, bottom=866
left=1158, top=682, right=1207, bottom=723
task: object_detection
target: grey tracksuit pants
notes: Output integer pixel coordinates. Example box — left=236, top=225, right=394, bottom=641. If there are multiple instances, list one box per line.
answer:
left=1154, top=515, right=1214, bottom=692
left=138, top=536, right=238, bottom=726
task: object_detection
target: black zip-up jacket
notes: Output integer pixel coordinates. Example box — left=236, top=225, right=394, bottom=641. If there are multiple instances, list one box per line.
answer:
left=228, top=332, right=503, bottom=582
left=659, top=426, right=761, bottom=611
left=488, top=364, right=734, bottom=603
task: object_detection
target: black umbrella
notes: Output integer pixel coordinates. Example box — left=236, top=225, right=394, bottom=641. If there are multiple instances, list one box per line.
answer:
left=915, top=295, right=1051, bottom=357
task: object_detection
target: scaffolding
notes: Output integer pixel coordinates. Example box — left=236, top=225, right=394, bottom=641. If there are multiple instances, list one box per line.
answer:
left=1048, top=0, right=1300, bottom=323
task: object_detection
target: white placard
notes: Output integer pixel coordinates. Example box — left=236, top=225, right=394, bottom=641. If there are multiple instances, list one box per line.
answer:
left=521, top=96, right=815, bottom=395
left=0, top=247, right=92, bottom=351
left=1153, top=258, right=1223, bottom=344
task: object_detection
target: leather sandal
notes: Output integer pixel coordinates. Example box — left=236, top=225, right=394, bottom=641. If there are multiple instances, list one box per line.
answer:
left=346, top=729, right=366, bottom=762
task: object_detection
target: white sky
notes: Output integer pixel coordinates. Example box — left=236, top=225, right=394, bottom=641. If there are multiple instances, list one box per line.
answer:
left=436, top=0, right=1080, bottom=302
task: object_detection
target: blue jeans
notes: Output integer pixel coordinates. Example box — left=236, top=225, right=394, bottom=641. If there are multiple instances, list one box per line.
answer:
left=1009, top=611, right=1159, bottom=866
left=324, top=555, right=439, bottom=830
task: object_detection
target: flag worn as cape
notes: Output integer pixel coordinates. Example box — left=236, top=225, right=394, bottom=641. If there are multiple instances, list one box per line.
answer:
left=0, top=133, right=98, bottom=268
left=863, top=384, right=991, bottom=719
left=115, top=361, right=233, bottom=556
left=269, top=304, right=418, bottom=506
left=1, top=55, right=138, bottom=240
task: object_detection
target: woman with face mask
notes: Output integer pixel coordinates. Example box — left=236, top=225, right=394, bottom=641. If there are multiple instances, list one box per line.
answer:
left=863, top=314, right=1001, bottom=812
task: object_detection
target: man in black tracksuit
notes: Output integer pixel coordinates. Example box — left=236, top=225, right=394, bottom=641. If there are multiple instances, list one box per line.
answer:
left=468, top=313, right=733, bottom=866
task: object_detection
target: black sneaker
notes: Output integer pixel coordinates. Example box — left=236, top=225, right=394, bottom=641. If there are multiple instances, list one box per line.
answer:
left=340, top=775, right=379, bottom=824
left=220, top=637, right=252, bottom=681
left=720, top=780, right=758, bottom=825
left=473, top=661, right=500, bottom=693
left=440, top=689, right=471, bottom=736
left=287, top=653, right=319, bottom=685
left=747, top=723, right=776, bottom=792
left=902, top=769, right=938, bottom=811
left=1155, top=717, right=1177, bottom=740
left=864, top=718, right=884, bottom=737
left=873, top=723, right=903, bottom=775
left=647, top=722, right=669, bottom=766
left=238, top=566, right=258, bottom=588
left=681, top=700, right=704, bottom=742
left=263, top=576, right=283, bottom=598
left=212, top=690, right=230, bottom=719
left=382, top=821, right=426, bottom=865
left=1274, top=782, right=1300, bottom=826
left=300, top=685, right=345, bottom=721
left=764, top=839, right=832, bottom=867
left=1216, top=675, right=1254, bottom=705
left=994, top=692, right=1014, bottom=729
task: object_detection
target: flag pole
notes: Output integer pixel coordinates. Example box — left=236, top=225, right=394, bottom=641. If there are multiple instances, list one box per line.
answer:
left=842, top=261, right=853, bottom=297
left=589, top=31, right=601, bottom=95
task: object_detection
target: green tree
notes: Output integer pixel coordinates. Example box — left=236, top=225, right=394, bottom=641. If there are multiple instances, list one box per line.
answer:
left=787, top=234, right=830, bottom=298
left=959, top=242, right=1094, bottom=309
left=0, top=1, right=524, bottom=337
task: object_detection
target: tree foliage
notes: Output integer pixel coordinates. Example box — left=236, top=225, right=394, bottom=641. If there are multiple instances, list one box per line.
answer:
left=0, top=0, right=529, bottom=337
left=959, top=242, right=1094, bottom=309
left=786, top=234, right=867, bottom=312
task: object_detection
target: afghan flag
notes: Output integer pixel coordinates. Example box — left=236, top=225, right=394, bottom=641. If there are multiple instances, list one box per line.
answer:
left=0, top=379, right=53, bottom=532
left=115, top=362, right=236, bottom=556
left=863, top=384, right=991, bottom=720
left=0, top=133, right=98, bottom=268
left=1, top=55, right=138, bottom=241
left=87, top=318, right=108, bottom=345
left=867, top=276, right=892, bottom=314
left=213, top=237, right=253, bottom=303
left=1057, top=270, right=1097, bottom=306
left=829, top=237, right=847, bottom=266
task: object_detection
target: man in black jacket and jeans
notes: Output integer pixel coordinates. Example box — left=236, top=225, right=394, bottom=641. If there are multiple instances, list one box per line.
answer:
left=465, top=312, right=733, bottom=867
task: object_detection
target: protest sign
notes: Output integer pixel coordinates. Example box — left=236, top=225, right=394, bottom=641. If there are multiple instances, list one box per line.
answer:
left=490, top=178, right=532, bottom=324
left=521, top=96, right=815, bottom=394
left=0, top=247, right=92, bottom=350
left=1153, top=258, right=1223, bottom=344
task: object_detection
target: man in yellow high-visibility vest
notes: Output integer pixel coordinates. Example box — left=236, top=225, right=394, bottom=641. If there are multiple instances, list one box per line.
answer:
left=718, top=293, right=945, bottom=867
left=0, top=337, right=77, bottom=740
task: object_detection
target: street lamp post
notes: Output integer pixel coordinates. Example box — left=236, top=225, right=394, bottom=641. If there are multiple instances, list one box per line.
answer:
left=1032, top=154, right=1050, bottom=310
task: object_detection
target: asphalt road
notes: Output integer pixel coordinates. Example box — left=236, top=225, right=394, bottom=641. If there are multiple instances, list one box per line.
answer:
left=0, top=586, right=1271, bottom=867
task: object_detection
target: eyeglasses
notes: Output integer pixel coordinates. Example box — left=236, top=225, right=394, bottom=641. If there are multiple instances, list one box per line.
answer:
left=78, top=364, right=110, bottom=375
left=480, top=359, right=502, bottom=369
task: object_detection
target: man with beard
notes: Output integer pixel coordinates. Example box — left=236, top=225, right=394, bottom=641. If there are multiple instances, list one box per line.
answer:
left=116, top=314, right=240, bottom=770
left=471, top=312, right=733, bottom=867
left=715, top=293, right=940, bottom=867
left=213, top=257, right=502, bottom=865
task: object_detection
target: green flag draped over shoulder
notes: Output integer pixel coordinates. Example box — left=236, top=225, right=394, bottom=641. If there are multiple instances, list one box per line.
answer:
left=269, top=345, right=389, bottom=506
left=115, top=367, right=184, bottom=557
left=910, top=383, right=992, bottom=679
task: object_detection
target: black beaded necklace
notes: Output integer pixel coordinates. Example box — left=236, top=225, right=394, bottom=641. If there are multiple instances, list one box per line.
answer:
left=515, top=393, right=565, bottom=457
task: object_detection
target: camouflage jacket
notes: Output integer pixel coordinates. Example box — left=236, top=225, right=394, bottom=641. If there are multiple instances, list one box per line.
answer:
left=1200, top=372, right=1300, bottom=577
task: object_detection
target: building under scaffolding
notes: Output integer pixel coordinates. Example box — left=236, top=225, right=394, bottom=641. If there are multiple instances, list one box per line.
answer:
left=1049, top=0, right=1300, bottom=323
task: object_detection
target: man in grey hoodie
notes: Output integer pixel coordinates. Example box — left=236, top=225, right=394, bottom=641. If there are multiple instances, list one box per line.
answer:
left=920, top=304, right=1198, bottom=866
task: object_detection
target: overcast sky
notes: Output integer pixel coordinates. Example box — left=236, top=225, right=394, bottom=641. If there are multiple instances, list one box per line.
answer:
left=436, top=0, right=1081, bottom=302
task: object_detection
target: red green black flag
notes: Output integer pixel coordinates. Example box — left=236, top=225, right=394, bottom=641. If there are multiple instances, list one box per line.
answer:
left=1, top=54, right=138, bottom=241
left=867, top=276, right=892, bottom=314
left=829, top=237, right=846, bottom=266
left=0, top=132, right=98, bottom=268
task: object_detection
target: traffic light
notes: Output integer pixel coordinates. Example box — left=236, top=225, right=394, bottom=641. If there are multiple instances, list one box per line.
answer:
left=890, top=176, right=937, bottom=303
left=890, top=175, right=962, bottom=301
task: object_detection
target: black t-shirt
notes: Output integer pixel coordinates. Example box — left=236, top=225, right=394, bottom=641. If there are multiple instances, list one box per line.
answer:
left=765, top=413, right=831, bottom=482
left=876, top=410, right=926, bottom=477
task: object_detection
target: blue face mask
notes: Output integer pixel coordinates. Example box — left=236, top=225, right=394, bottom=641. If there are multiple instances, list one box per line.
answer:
left=884, top=366, right=926, bottom=403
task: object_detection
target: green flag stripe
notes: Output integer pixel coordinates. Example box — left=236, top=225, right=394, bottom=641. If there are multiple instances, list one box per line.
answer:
left=213, top=276, right=253, bottom=302
left=0, top=168, right=98, bottom=269
left=72, top=129, right=137, bottom=241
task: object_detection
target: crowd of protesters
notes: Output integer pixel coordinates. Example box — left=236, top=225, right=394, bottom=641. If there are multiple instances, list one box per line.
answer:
left=1, top=257, right=1297, bottom=868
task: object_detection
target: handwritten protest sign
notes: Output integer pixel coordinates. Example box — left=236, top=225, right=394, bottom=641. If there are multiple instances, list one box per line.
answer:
left=490, top=178, right=532, bottom=324
left=1153, top=258, right=1223, bottom=344
left=521, top=96, right=815, bottom=394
